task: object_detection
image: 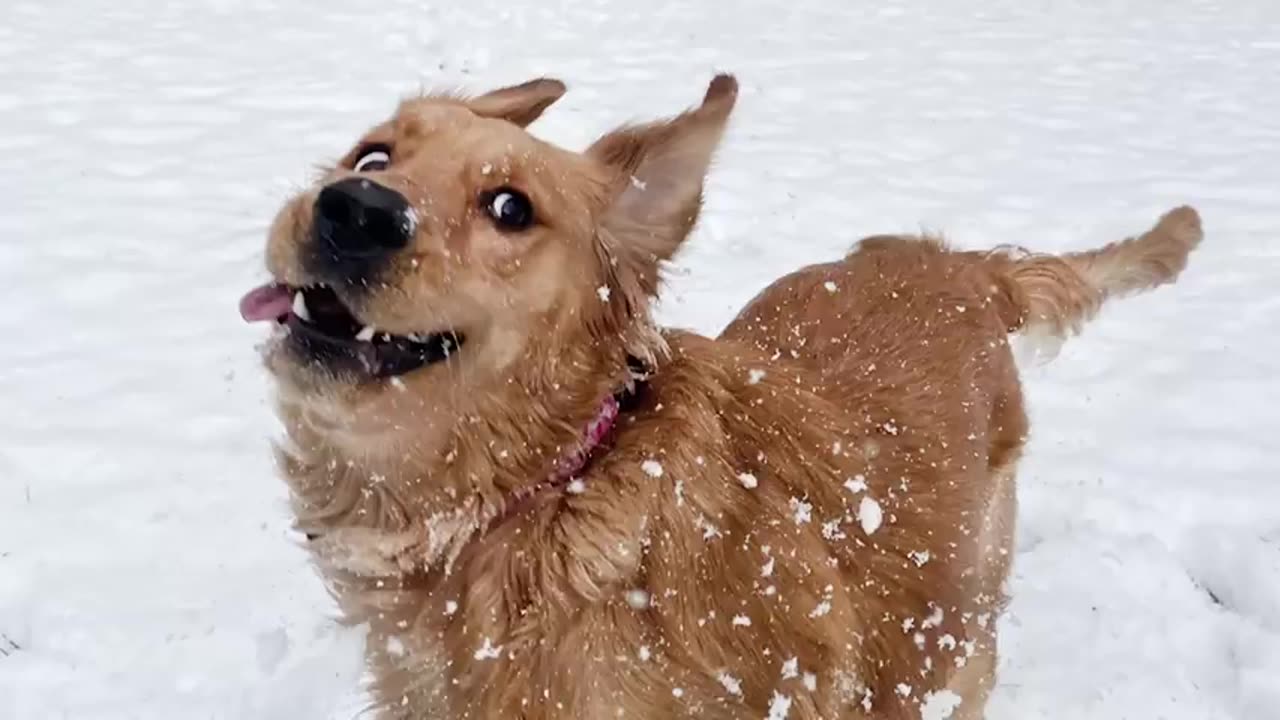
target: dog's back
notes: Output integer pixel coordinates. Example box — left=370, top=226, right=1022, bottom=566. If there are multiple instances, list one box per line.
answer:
left=721, top=205, right=1203, bottom=461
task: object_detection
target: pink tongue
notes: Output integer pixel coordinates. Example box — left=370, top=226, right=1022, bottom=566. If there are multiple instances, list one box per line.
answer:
left=239, top=283, right=293, bottom=323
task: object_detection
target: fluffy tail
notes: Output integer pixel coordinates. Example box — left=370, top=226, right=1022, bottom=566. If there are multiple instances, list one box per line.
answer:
left=993, top=206, right=1203, bottom=345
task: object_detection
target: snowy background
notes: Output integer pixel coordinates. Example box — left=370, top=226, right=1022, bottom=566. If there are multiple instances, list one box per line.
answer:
left=2, top=0, right=1278, bottom=718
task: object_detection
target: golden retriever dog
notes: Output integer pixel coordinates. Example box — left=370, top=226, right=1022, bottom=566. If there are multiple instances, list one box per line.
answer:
left=239, top=73, right=1203, bottom=719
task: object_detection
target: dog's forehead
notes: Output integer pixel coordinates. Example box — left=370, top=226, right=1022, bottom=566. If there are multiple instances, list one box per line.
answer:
left=394, top=98, right=480, bottom=132
left=383, top=98, right=581, bottom=173
left=390, top=99, right=526, bottom=145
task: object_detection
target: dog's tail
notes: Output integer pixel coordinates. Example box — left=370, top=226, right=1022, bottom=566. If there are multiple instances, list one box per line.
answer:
left=988, top=205, right=1203, bottom=350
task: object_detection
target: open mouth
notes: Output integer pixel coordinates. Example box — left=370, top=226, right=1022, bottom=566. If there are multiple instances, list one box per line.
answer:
left=239, top=282, right=463, bottom=378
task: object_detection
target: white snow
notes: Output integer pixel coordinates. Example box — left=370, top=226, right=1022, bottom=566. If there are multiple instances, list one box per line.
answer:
left=716, top=670, right=744, bottom=698
left=766, top=691, right=792, bottom=719
left=921, top=689, right=963, bottom=720
left=473, top=637, right=502, bottom=661
left=2, top=1, right=1278, bottom=719
left=624, top=589, right=651, bottom=610
left=858, top=496, right=884, bottom=535
left=738, top=471, right=759, bottom=489
left=789, top=497, right=813, bottom=525
left=781, top=656, right=799, bottom=679
left=641, top=460, right=664, bottom=478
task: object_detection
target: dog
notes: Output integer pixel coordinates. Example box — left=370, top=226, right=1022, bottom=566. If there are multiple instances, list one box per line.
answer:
left=239, top=73, right=1202, bottom=719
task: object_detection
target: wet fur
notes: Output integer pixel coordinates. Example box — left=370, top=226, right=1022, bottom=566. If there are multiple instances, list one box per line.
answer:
left=255, top=74, right=1202, bottom=719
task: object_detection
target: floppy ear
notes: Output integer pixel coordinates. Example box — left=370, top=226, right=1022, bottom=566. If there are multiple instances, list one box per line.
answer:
left=468, top=77, right=567, bottom=127
left=586, top=74, right=737, bottom=297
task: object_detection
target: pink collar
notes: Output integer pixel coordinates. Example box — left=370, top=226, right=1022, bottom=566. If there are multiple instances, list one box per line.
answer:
left=499, top=357, right=648, bottom=519
left=504, top=394, right=622, bottom=511
left=550, top=394, right=620, bottom=485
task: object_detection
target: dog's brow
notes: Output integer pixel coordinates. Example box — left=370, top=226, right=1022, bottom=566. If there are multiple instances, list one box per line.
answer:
left=397, top=102, right=473, bottom=136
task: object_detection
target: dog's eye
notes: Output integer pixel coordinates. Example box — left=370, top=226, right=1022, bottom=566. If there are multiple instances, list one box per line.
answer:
left=485, top=188, right=534, bottom=231
left=353, top=147, right=391, bottom=173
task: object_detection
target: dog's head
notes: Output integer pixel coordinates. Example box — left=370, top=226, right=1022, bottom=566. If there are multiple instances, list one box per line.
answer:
left=242, top=75, right=736, bottom=454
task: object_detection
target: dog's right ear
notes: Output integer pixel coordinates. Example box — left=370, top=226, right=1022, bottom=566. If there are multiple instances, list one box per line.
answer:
left=468, top=78, right=566, bottom=127
left=586, top=74, right=738, bottom=298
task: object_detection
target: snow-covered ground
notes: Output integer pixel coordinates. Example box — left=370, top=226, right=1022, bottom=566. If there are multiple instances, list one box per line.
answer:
left=2, top=0, right=1277, bottom=717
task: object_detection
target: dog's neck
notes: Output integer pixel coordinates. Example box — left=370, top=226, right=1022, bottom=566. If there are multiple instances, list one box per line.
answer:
left=273, top=334, right=646, bottom=578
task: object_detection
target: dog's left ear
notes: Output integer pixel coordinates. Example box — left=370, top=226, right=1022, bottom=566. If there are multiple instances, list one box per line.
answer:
left=587, top=74, right=737, bottom=297
left=468, top=78, right=567, bottom=127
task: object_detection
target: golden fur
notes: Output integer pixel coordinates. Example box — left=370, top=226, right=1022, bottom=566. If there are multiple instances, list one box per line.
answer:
left=249, top=73, right=1203, bottom=718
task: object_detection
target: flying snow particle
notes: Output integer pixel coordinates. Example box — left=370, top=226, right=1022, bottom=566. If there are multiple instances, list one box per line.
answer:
left=781, top=656, right=799, bottom=679
left=474, top=637, right=502, bottom=660
left=809, top=600, right=831, bottom=618
left=625, top=589, right=651, bottom=610
left=732, top=614, right=752, bottom=627
left=641, top=460, right=664, bottom=478
left=858, top=496, right=883, bottom=535
left=767, top=692, right=792, bottom=719
left=823, top=281, right=838, bottom=293
left=844, top=474, right=868, bottom=494
left=638, top=645, right=652, bottom=661
left=789, top=497, right=812, bottom=525
left=738, top=472, right=759, bottom=489
left=748, top=369, right=767, bottom=384
left=921, top=690, right=963, bottom=720
left=717, top=671, right=744, bottom=697
left=802, top=673, right=817, bottom=692
left=596, top=285, right=611, bottom=302
left=922, top=604, right=945, bottom=629
left=444, top=600, right=458, bottom=616
left=822, top=519, right=846, bottom=540
left=386, top=636, right=406, bottom=658
left=566, top=478, right=586, bottom=494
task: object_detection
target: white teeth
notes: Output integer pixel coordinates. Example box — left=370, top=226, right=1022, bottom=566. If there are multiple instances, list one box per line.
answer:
left=355, top=325, right=376, bottom=342
left=292, top=291, right=311, bottom=322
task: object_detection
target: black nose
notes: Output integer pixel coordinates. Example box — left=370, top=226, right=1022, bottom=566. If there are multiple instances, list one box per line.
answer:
left=313, top=178, right=412, bottom=260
